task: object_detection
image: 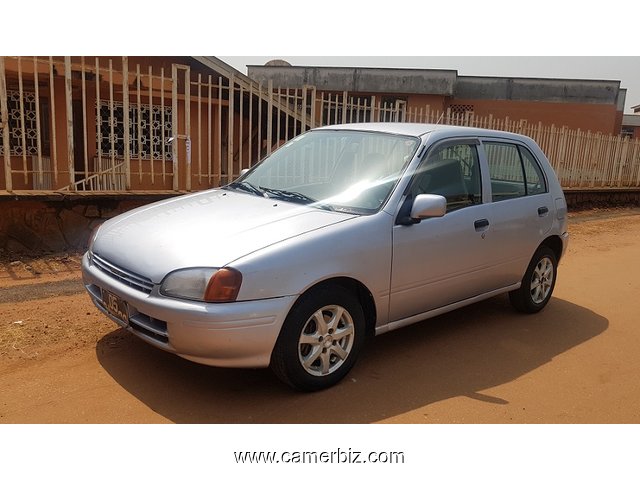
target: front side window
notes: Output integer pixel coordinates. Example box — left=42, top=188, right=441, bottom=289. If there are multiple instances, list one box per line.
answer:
left=411, top=142, right=482, bottom=212
left=485, top=142, right=547, bottom=201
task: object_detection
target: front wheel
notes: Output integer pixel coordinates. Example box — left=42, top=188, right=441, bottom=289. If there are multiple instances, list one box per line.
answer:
left=509, top=246, right=558, bottom=313
left=270, top=286, right=365, bottom=391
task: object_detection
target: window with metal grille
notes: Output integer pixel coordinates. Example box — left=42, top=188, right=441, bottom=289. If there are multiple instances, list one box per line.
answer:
left=449, top=104, right=474, bottom=116
left=0, top=90, right=50, bottom=156
left=96, top=100, right=173, bottom=160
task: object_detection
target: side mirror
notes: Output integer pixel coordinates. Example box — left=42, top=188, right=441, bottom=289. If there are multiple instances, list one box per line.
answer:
left=239, top=168, right=250, bottom=176
left=410, top=194, right=447, bottom=219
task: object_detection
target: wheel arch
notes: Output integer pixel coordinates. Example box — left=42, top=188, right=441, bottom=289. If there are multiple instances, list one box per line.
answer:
left=539, top=235, right=564, bottom=261
left=295, top=277, right=377, bottom=338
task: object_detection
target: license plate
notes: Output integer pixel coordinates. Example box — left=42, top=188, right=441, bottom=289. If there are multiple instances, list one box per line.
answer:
left=102, top=289, right=129, bottom=324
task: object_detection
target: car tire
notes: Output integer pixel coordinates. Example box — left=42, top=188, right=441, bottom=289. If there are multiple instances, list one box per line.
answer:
left=509, top=246, right=558, bottom=314
left=270, top=286, right=365, bottom=391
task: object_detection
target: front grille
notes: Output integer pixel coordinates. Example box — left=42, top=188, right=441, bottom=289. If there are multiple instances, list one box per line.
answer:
left=91, top=253, right=154, bottom=294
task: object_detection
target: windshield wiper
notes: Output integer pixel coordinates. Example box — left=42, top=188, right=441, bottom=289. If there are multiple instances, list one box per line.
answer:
left=227, top=181, right=266, bottom=197
left=260, top=187, right=334, bottom=211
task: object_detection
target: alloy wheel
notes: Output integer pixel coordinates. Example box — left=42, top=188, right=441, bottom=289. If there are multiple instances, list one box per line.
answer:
left=298, top=305, right=355, bottom=376
left=530, top=257, right=554, bottom=304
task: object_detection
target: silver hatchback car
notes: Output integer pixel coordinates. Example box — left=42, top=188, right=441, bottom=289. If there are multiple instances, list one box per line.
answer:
left=82, top=123, right=568, bottom=391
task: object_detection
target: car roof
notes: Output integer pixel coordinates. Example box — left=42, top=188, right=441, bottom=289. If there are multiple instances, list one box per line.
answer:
left=315, top=122, right=436, bottom=137
left=313, top=122, right=533, bottom=143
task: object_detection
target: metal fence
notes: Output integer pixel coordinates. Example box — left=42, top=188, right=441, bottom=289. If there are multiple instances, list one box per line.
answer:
left=2, top=55, right=640, bottom=194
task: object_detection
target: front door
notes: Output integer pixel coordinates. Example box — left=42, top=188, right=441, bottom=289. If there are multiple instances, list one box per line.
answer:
left=389, top=139, right=496, bottom=323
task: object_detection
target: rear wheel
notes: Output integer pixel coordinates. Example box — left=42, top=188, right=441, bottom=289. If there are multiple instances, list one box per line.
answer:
left=509, top=246, right=557, bottom=313
left=270, top=286, right=365, bottom=391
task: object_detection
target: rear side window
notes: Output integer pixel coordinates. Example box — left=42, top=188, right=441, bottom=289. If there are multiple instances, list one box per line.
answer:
left=485, top=142, right=548, bottom=202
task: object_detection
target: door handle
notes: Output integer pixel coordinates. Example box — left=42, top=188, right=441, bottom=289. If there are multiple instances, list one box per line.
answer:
left=538, top=206, right=549, bottom=216
left=474, top=219, right=489, bottom=230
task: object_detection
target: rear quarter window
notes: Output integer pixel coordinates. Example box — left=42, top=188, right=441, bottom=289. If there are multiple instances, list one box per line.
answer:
left=518, top=145, right=547, bottom=195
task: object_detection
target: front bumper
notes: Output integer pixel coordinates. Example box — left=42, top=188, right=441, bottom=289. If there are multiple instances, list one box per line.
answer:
left=81, top=252, right=297, bottom=368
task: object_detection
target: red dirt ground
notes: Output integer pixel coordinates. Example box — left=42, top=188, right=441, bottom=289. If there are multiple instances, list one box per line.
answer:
left=1, top=207, right=639, bottom=423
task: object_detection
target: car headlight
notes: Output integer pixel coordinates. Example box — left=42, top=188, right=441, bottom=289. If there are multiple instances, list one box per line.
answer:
left=160, top=267, right=242, bottom=303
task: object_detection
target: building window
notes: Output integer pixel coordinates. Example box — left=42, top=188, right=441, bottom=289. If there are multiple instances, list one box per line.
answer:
left=379, top=96, right=407, bottom=122
left=346, top=95, right=372, bottom=122
left=0, top=90, right=50, bottom=156
left=621, top=127, right=634, bottom=139
left=380, top=96, right=408, bottom=106
left=449, top=104, right=474, bottom=116
left=96, top=100, right=173, bottom=160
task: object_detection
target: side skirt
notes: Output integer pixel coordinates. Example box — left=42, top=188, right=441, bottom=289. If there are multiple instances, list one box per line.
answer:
left=375, top=283, right=521, bottom=335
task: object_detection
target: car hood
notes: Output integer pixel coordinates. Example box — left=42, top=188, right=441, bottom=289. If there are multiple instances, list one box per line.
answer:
left=92, top=189, right=356, bottom=283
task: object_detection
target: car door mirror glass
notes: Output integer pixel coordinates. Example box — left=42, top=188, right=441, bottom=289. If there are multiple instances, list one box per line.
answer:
left=410, top=194, right=447, bottom=219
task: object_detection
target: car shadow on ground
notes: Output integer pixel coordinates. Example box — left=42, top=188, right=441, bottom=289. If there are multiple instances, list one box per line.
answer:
left=96, top=295, right=607, bottom=423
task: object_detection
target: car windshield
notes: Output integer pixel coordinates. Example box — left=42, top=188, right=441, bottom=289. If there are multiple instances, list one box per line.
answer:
left=227, top=130, right=421, bottom=214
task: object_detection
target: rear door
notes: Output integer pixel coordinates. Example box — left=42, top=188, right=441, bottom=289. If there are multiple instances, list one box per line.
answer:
left=480, top=139, right=554, bottom=287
